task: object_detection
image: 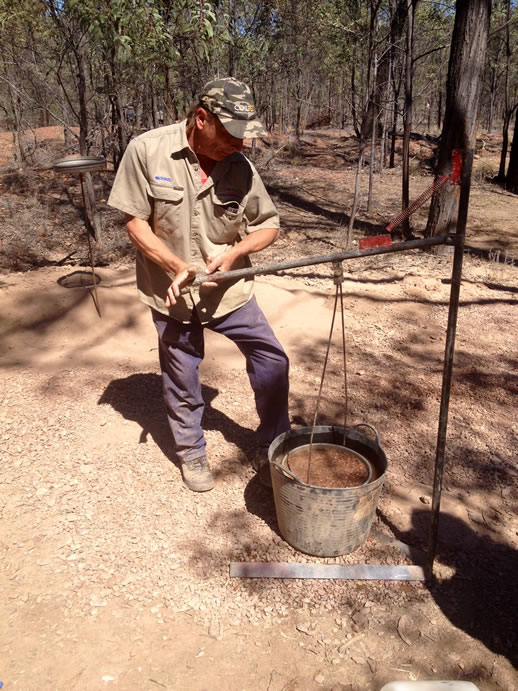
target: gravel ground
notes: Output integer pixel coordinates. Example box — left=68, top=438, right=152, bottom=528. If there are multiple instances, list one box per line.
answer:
left=1, top=126, right=517, bottom=689
left=1, top=253, right=517, bottom=689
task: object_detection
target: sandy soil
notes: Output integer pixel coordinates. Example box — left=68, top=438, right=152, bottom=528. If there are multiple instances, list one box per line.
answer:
left=1, top=250, right=517, bottom=690
left=1, top=126, right=517, bottom=690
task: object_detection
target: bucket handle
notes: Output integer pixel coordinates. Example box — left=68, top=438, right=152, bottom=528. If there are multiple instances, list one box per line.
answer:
left=352, top=422, right=380, bottom=444
left=270, top=460, right=309, bottom=486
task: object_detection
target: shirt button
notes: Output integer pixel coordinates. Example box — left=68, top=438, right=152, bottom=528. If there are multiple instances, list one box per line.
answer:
left=193, top=165, right=199, bottom=172
left=193, top=209, right=199, bottom=217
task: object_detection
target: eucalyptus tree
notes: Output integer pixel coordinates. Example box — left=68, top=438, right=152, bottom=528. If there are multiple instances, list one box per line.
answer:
left=425, top=0, right=491, bottom=239
left=486, top=0, right=518, bottom=184
left=411, top=3, right=452, bottom=134
left=0, top=0, right=60, bottom=164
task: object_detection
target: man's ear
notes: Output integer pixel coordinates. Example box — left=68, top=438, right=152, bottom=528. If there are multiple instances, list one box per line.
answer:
left=195, top=107, right=210, bottom=130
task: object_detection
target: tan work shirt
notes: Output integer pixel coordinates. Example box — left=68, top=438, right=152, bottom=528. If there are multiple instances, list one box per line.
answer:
left=107, top=121, right=280, bottom=323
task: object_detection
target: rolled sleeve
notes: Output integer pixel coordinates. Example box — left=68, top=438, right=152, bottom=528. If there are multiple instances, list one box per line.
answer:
left=107, top=139, right=152, bottom=220
left=244, top=166, right=280, bottom=234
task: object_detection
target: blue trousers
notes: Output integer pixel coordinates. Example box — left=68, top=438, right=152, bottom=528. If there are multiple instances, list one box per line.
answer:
left=151, top=297, right=290, bottom=463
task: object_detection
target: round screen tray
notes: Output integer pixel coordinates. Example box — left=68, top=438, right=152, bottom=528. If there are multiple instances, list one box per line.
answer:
left=53, top=155, right=106, bottom=174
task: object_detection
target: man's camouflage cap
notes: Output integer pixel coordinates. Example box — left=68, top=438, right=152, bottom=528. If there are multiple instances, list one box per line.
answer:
left=199, top=77, right=267, bottom=139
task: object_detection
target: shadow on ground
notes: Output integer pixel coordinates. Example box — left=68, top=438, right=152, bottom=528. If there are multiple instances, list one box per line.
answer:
left=97, top=372, right=256, bottom=470
left=379, top=507, right=518, bottom=667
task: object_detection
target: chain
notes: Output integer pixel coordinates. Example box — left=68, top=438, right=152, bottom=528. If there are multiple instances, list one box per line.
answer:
left=306, top=262, right=348, bottom=483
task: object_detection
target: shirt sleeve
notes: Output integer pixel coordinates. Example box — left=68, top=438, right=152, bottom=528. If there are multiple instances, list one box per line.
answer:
left=243, top=164, right=280, bottom=234
left=107, top=138, right=152, bottom=220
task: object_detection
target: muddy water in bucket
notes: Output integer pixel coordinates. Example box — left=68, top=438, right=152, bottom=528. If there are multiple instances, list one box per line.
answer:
left=287, top=443, right=372, bottom=488
left=269, top=425, right=387, bottom=557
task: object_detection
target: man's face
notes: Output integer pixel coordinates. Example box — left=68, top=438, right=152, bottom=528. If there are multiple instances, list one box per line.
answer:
left=195, top=108, right=244, bottom=160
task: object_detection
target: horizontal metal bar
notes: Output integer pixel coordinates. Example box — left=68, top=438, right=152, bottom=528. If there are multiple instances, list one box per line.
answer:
left=193, top=235, right=449, bottom=287
left=229, top=562, right=427, bottom=580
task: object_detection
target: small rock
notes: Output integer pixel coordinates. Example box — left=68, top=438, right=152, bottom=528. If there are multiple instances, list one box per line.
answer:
left=314, top=673, right=325, bottom=684
left=419, top=495, right=431, bottom=505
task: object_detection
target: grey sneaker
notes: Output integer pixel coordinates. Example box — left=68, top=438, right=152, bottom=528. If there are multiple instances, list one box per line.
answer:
left=252, top=449, right=272, bottom=488
left=181, top=456, right=215, bottom=492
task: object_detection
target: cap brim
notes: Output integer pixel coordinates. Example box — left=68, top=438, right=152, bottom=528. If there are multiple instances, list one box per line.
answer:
left=218, top=112, right=267, bottom=139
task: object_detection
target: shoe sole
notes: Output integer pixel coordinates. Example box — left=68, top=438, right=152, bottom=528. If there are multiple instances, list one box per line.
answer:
left=184, top=479, right=215, bottom=492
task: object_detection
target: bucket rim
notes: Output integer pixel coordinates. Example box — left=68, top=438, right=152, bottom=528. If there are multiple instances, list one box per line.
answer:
left=269, top=423, right=387, bottom=493
left=273, top=442, right=373, bottom=490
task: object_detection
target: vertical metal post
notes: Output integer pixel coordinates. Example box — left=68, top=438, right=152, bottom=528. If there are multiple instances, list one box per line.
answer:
left=427, top=149, right=474, bottom=575
left=79, top=172, right=102, bottom=317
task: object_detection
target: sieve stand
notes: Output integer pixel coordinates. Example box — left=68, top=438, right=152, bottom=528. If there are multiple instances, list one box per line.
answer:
left=52, top=155, right=107, bottom=317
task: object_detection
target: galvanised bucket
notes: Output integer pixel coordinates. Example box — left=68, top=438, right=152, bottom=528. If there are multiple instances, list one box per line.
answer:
left=269, top=424, right=387, bottom=557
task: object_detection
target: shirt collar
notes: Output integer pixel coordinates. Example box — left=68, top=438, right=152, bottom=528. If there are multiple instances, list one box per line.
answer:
left=169, top=119, right=192, bottom=154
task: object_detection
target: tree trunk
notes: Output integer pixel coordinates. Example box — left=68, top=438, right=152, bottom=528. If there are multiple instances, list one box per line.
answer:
left=505, top=108, right=518, bottom=193
left=367, top=49, right=378, bottom=212
left=73, top=39, right=89, bottom=156
left=363, top=0, right=406, bottom=141
left=401, top=0, right=416, bottom=237
left=8, top=87, right=27, bottom=167
left=351, top=49, right=359, bottom=138
left=425, top=0, right=491, bottom=238
left=367, top=120, right=376, bottom=211
left=497, top=105, right=517, bottom=181
left=497, top=0, right=512, bottom=182
left=346, top=144, right=365, bottom=249
left=227, top=0, right=236, bottom=77
left=437, top=88, right=442, bottom=130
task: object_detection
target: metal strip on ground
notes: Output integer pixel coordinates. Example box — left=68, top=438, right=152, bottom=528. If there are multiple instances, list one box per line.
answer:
left=230, top=563, right=427, bottom=580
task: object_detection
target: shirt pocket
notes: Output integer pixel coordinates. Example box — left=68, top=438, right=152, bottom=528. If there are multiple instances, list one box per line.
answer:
left=209, top=189, right=245, bottom=243
left=148, top=182, right=184, bottom=230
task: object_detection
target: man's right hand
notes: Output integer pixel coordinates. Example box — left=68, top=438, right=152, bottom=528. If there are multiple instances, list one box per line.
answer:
left=165, top=264, right=198, bottom=306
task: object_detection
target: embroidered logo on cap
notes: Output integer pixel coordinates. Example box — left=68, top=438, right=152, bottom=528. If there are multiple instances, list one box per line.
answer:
left=234, top=103, right=255, bottom=114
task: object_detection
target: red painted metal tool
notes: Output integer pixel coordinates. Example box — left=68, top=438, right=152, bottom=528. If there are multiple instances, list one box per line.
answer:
left=358, top=150, right=463, bottom=250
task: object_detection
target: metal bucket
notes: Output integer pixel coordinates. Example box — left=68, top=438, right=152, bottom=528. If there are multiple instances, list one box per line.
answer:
left=269, top=424, right=387, bottom=557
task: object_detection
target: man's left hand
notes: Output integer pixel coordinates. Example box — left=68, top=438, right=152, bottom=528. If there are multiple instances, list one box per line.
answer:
left=204, top=250, right=238, bottom=286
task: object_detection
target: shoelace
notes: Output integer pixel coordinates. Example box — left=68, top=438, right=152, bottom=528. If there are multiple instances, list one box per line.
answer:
left=186, top=457, right=207, bottom=471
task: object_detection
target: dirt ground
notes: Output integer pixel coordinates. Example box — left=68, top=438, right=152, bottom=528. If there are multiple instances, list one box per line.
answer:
left=0, top=127, right=517, bottom=690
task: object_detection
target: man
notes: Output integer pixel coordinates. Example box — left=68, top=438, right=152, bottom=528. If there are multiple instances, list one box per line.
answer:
left=108, top=77, right=290, bottom=492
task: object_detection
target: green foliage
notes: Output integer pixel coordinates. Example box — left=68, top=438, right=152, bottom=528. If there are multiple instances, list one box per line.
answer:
left=0, top=0, right=514, bottom=158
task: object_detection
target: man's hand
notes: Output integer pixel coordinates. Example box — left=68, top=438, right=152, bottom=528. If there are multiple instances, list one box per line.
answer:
left=165, top=264, right=198, bottom=306
left=202, top=249, right=238, bottom=288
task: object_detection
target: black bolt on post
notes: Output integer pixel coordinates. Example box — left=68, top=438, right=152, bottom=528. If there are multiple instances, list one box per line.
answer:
left=427, top=149, right=474, bottom=577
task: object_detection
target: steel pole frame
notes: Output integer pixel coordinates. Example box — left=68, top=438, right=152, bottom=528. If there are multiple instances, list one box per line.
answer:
left=187, top=153, right=473, bottom=581
left=426, top=149, right=473, bottom=576
left=190, top=235, right=451, bottom=288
